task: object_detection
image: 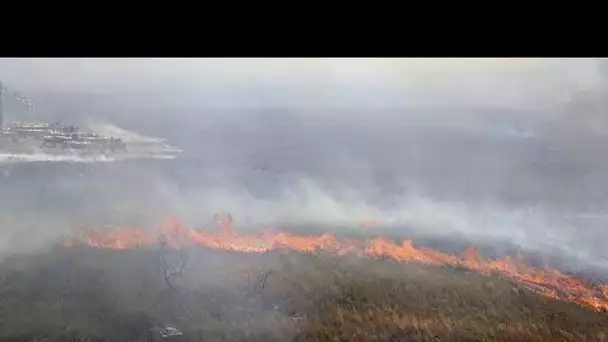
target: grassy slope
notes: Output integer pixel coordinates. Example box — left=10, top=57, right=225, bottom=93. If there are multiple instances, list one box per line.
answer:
left=0, top=246, right=607, bottom=342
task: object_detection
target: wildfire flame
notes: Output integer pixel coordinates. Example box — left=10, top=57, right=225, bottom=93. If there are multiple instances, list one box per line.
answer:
left=62, top=214, right=608, bottom=312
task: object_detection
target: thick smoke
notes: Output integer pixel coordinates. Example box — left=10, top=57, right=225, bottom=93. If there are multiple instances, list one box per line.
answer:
left=0, top=58, right=607, bottom=275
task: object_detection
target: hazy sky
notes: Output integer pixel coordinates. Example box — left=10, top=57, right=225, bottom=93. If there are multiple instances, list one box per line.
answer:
left=0, top=58, right=603, bottom=109
left=2, top=58, right=608, bottom=143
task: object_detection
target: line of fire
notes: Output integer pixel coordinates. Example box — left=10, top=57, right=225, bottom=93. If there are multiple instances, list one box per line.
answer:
left=62, top=212, right=608, bottom=313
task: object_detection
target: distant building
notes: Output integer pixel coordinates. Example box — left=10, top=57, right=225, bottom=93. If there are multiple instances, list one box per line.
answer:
left=0, top=81, right=4, bottom=131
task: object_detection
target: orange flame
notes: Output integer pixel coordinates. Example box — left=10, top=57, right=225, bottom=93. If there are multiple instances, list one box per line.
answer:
left=62, top=214, right=608, bottom=312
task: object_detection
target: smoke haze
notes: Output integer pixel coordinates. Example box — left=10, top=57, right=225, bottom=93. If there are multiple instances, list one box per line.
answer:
left=1, top=58, right=608, bottom=275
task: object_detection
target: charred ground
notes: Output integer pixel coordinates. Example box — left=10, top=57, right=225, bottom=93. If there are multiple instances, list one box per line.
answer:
left=0, top=244, right=607, bottom=342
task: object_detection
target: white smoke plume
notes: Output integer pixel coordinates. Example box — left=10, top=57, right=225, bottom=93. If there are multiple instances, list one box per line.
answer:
left=0, top=58, right=607, bottom=274
left=85, top=121, right=165, bottom=144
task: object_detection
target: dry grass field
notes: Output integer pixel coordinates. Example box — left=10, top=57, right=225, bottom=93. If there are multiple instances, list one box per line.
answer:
left=0, top=245, right=606, bottom=342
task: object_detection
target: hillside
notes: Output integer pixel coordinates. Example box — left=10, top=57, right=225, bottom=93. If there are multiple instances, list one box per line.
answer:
left=0, top=246, right=607, bottom=342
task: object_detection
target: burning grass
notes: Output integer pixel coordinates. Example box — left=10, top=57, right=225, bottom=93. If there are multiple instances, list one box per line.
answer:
left=62, top=216, right=608, bottom=313
left=0, top=245, right=608, bottom=342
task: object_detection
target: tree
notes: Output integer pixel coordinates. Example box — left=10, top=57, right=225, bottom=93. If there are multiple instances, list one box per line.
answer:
left=157, top=238, right=188, bottom=293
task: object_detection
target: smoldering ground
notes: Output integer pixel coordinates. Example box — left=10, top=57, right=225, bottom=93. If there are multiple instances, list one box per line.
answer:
left=4, top=241, right=608, bottom=341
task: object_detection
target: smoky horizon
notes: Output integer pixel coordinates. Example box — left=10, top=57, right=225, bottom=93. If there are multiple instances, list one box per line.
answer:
left=0, top=58, right=608, bottom=275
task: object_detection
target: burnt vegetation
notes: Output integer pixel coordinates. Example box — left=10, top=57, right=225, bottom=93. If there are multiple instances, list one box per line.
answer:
left=0, top=245, right=607, bottom=342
